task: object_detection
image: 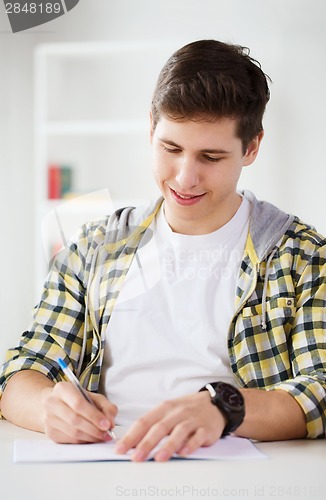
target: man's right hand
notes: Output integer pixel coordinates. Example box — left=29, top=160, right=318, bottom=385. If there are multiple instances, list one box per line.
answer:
left=42, top=381, right=118, bottom=444
left=0, top=370, right=117, bottom=444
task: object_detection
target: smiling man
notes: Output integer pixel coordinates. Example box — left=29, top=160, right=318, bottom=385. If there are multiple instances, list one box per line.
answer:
left=0, top=40, right=325, bottom=461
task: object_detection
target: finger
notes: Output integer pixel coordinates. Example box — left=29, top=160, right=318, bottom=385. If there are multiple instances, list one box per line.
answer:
left=44, top=397, right=111, bottom=443
left=53, top=382, right=112, bottom=431
left=127, top=404, right=192, bottom=461
left=154, top=424, right=215, bottom=462
left=115, top=402, right=170, bottom=454
left=130, top=420, right=174, bottom=462
left=115, top=415, right=152, bottom=455
left=176, top=427, right=210, bottom=457
left=46, top=383, right=115, bottom=441
left=129, top=394, right=221, bottom=461
left=44, top=412, right=110, bottom=444
left=88, top=392, right=118, bottom=424
left=153, top=420, right=200, bottom=462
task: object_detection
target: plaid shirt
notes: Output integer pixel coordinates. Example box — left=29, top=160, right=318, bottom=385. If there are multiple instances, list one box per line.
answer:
left=1, top=193, right=325, bottom=438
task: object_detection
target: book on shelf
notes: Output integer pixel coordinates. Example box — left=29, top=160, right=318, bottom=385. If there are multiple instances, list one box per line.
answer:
left=48, top=164, right=73, bottom=199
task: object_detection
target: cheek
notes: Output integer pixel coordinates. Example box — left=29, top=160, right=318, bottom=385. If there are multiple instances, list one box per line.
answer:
left=151, top=157, right=166, bottom=188
left=152, top=166, right=161, bottom=187
left=208, top=163, right=242, bottom=191
left=152, top=151, right=173, bottom=180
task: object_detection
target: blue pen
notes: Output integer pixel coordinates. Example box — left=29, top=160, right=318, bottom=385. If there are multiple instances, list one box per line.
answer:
left=58, top=358, right=117, bottom=440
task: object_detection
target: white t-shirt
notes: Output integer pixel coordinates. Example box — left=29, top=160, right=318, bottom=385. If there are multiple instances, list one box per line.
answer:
left=99, top=197, right=251, bottom=426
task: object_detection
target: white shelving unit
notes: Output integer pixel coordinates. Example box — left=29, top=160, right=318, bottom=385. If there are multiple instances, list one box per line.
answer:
left=33, top=40, right=180, bottom=298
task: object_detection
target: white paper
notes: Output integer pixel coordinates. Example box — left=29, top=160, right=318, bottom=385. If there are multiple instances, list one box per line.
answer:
left=181, top=436, right=266, bottom=460
left=13, top=436, right=265, bottom=463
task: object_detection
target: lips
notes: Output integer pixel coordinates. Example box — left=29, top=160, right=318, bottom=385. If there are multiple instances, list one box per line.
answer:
left=171, top=188, right=204, bottom=198
left=169, top=188, right=206, bottom=205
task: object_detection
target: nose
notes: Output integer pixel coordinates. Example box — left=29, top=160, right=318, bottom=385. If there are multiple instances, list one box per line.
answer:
left=175, top=156, right=200, bottom=190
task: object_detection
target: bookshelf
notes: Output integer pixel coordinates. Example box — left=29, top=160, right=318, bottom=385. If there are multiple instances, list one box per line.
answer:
left=33, top=40, right=180, bottom=298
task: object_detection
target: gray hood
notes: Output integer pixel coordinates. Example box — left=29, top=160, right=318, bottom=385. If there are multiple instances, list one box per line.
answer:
left=123, top=190, right=295, bottom=263
left=241, top=190, right=295, bottom=262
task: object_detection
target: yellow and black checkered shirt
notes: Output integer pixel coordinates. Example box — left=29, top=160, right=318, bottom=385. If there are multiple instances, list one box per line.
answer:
left=0, top=192, right=325, bottom=438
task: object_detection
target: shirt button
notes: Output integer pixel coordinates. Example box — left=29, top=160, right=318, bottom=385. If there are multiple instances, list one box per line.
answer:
left=287, top=299, right=293, bottom=306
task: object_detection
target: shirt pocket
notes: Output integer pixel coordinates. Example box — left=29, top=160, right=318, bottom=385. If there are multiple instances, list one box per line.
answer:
left=233, top=297, right=296, bottom=387
left=241, top=296, right=296, bottom=335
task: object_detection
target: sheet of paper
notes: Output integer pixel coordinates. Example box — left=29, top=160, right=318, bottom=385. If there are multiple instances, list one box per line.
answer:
left=180, top=436, right=266, bottom=460
left=13, top=436, right=266, bottom=463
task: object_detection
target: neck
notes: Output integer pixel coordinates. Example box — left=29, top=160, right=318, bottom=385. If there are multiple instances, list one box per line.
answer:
left=163, top=194, right=242, bottom=235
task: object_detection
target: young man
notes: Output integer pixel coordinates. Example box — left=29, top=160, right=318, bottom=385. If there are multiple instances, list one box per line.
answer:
left=0, top=40, right=325, bottom=461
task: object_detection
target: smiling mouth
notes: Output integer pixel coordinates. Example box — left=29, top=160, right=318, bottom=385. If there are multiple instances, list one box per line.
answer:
left=170, top=188, right=205, bottom=199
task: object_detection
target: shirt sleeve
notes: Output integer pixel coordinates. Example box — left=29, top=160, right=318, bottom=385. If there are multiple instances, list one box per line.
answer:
left=269, top=245, right=326, bottom=438
left=0, top=229, right=91, bottom=416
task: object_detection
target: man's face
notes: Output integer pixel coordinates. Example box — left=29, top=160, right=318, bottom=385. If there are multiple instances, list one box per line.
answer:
left=151, top=115, right=262, bottom=235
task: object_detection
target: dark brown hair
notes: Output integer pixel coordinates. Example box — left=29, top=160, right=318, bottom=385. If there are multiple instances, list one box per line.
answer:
left=151, top=40, right=271, bottom=152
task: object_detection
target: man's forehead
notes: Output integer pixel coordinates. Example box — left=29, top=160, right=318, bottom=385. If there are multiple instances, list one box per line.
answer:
left=154, top=115, right=241, bottom=147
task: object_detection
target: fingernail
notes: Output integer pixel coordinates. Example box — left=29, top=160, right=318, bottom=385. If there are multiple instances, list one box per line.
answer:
left=155, top=450, right=169, bottom=462
left=115, top=443, right=127, bottom=454
left=132, top=449, right=146, bottom=462
left=99, top=419, right=110, bottom=430
left=178, top=446, right=190, bottom=456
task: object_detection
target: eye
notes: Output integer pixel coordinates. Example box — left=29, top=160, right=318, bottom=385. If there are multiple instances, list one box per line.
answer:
left=203, top=155, right=223, bottom=163
left=162, top=145, right=181, bottom=154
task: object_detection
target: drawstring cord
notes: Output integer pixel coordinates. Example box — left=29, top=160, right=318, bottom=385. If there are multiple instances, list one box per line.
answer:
left=261, top=247, right=278, bottom=330
left=76, top=210, right=128, bottom=380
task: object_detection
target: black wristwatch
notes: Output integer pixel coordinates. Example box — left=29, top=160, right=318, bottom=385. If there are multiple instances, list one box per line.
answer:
left=200, top=382, right=245, bottom=436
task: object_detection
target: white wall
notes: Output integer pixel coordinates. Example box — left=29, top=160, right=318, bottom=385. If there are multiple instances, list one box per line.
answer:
left=0, top=0, right=326, bottom=360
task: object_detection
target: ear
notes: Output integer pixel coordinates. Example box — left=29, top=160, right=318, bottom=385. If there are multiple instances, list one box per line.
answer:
left=243, top=131, right=264, bottom=166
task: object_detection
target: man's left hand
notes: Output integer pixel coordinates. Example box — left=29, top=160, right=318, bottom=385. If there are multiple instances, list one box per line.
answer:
left=115, top=391, right=226, bottom=461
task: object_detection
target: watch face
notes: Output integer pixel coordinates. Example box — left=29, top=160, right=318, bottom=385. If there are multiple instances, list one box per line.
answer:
left=218, top=383, right=244, bottom=409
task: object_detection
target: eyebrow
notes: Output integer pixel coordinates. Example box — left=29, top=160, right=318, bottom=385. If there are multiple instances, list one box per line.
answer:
left=159, top=137, right=232, bottom=155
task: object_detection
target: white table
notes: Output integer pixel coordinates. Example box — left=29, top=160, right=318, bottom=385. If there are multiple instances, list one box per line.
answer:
left=0, top=420, right=325, bottom=500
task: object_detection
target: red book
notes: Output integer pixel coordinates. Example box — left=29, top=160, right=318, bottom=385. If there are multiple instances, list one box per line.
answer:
left=48, top=164, right=61, bottom=199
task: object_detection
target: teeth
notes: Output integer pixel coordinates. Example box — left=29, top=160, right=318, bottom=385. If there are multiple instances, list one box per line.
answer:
left=178, top=193, right=194, bottom=199
left=175, top=191, right=196, bottom=199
